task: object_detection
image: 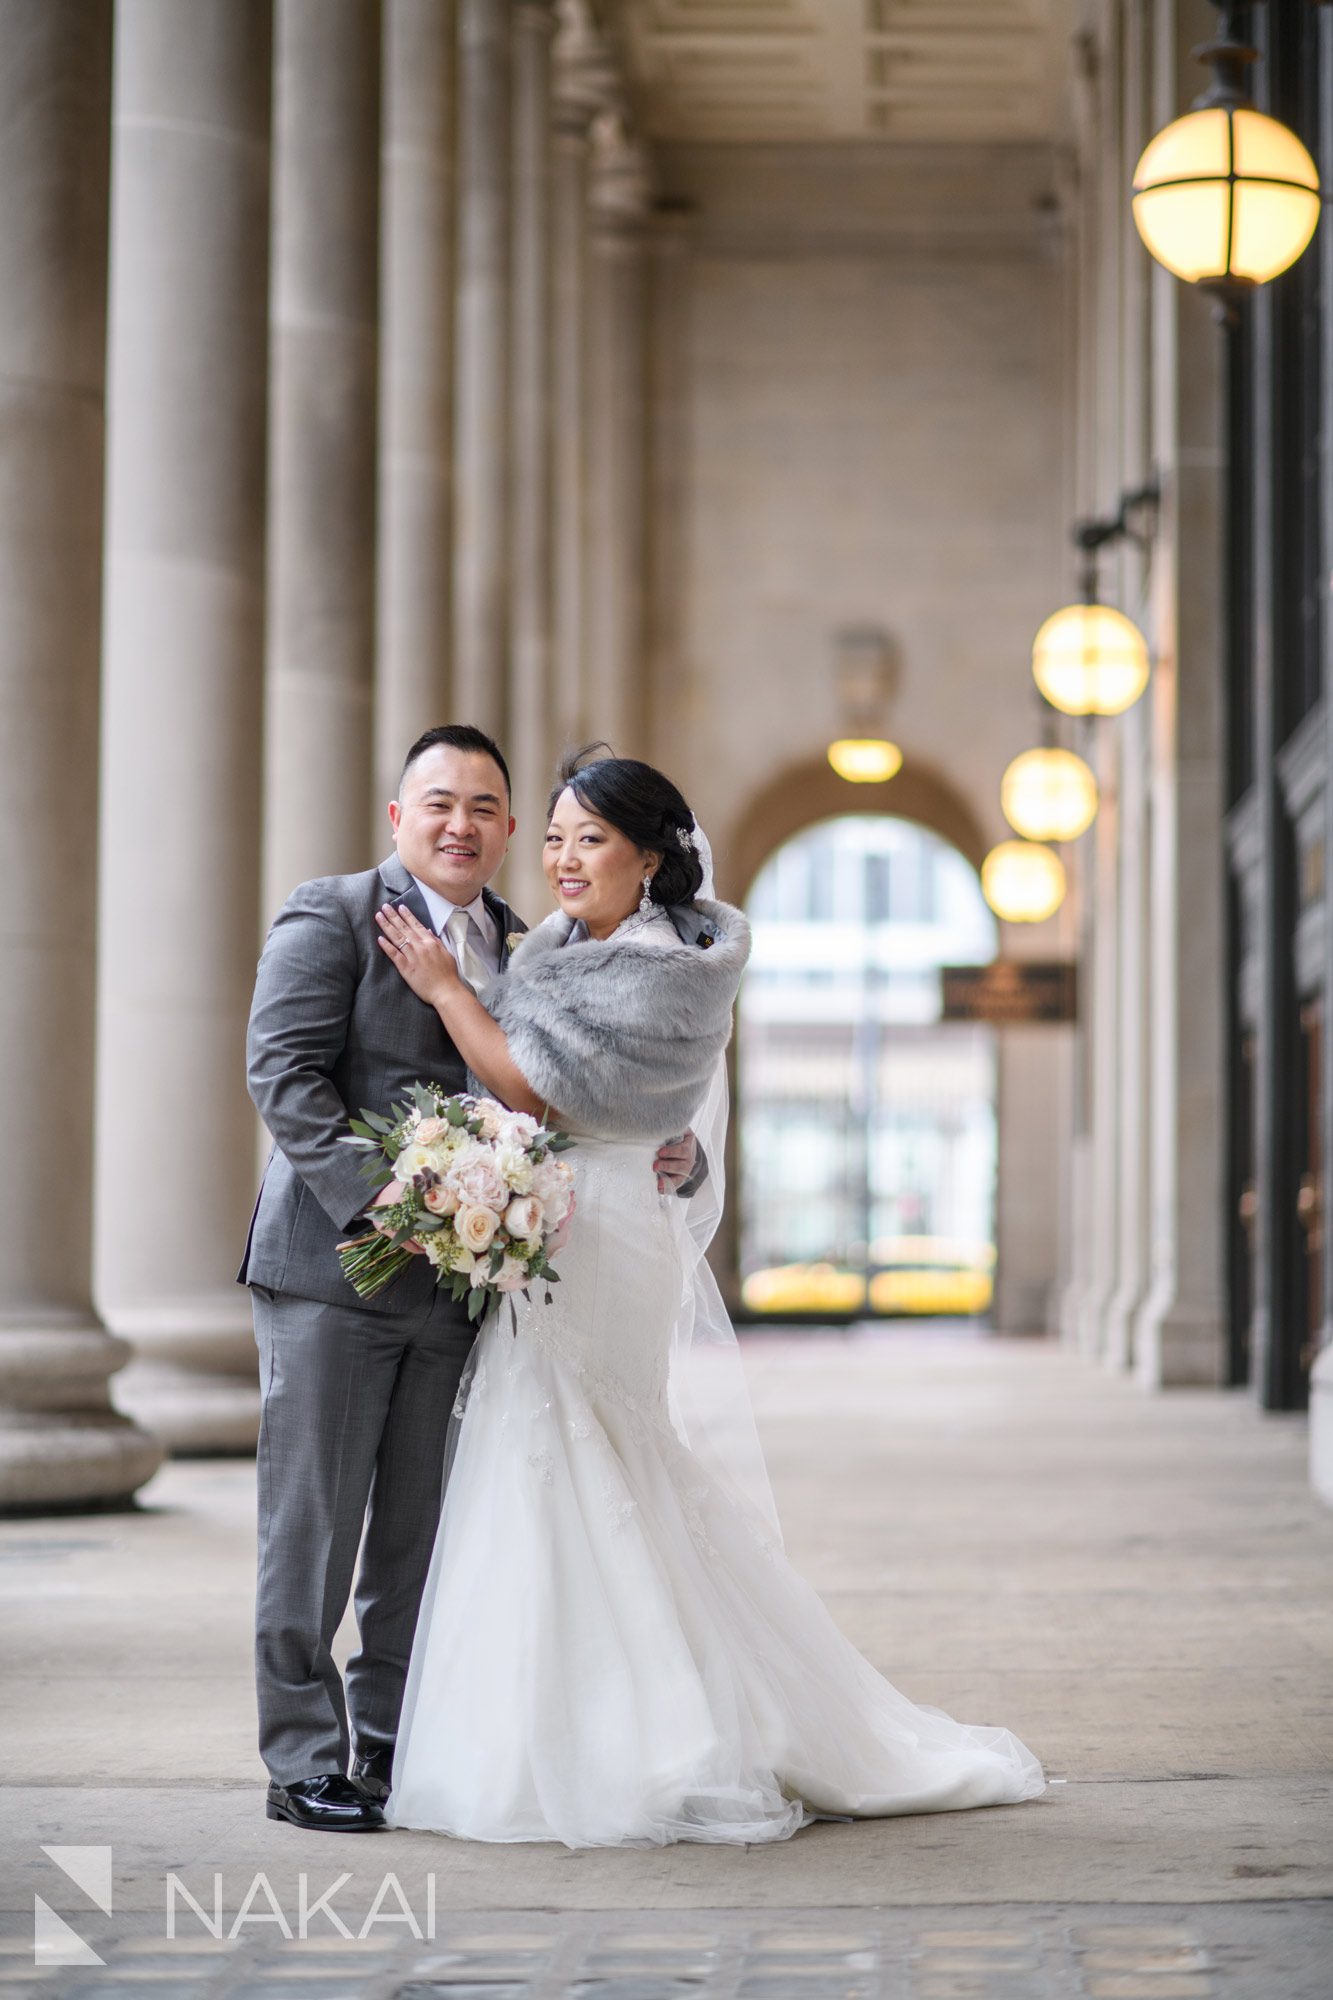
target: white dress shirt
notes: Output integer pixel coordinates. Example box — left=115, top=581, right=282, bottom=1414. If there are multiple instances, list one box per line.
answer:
left=409, top=877, right=502, bottom=979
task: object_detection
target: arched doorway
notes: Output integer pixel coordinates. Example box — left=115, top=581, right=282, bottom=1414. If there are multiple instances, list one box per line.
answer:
left=738, top=815, right=998, bottom=1321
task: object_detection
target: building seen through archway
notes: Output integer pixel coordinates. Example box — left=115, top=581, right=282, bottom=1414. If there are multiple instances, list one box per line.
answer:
left=739, top=817, right=998, bottom=1322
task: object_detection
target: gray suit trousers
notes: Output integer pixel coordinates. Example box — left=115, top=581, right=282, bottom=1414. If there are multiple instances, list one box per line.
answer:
left=252, top=1282, right=475, bottom=1785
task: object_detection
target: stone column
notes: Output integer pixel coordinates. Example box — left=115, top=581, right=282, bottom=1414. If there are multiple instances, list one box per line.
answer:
left=0, top=1, right=163, bottom=1509
left=1078, top=730, right=1122, bottom=1362
left=1102, top=0, right=1153, bottom=1374
left=374, top=0, right=455, bottom=825
left=506, top=0, right=558, bottom=917
left=548, top=1, right=610, bottom=768
left=1058, top=862, right=1097, bottom=1349
left=1131, top=10, right=1227, bottom=1390
left=452, top=0, right=511, bottom=734
left=1103, top=695, right=1151, bottom=1370
left=585, top=113, right=652, bottom=758
left=993, top=1015, right=1074, bottom=1334
left=1312, top=7, right=1333, bottom=1503
left=263, top=0, right=381, bottom=919
left=644, top=199, right=696, bottom=770
left=96, top=0, right=273, bottom=1453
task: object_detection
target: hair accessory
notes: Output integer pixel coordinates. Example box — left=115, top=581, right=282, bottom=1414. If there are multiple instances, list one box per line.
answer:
left=676, top=824, right=699, bottom=853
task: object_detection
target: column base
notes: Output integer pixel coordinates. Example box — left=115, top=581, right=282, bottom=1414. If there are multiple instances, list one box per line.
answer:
left=1102, top=1277, right=1145, bottom=1373
left=992, top=1276, right=1054, bottom=1335
left=1133, top=1290, right=1226, bottom=1388
left=113, top=1359, right=260, bottom=1456
left=1077, top=1280, right=1115, bottom=1364
left=107, top=1295, right=260, bottom=1455
left=0, top=1324, right=165, bottom=1512
left=1309, top=1341, right=1333, bottom=1508
left=1057, top=1277, right=1085, bottom=1348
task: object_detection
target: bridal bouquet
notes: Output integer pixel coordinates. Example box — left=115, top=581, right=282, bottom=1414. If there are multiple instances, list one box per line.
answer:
left=337, top=1085, right=576, bottom=1321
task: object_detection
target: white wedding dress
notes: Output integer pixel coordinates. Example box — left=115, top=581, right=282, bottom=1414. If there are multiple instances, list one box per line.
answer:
left=385, top=937, right=1046, bottom=1843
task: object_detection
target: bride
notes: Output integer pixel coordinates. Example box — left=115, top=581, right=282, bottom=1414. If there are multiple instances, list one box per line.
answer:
left=372, top=752, right=1046, bottom=1847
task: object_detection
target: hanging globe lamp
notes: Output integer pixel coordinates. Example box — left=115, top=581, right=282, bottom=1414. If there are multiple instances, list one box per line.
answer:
left=827, top=737, right=903, bottom=784
left=981, top=841, right=1067, bottom=925
left=1000, top=747, right=1099, bottom=844
left=1131, top=3, right=1320, bottom=311
left=1032, top=600, right=1150, bottom=717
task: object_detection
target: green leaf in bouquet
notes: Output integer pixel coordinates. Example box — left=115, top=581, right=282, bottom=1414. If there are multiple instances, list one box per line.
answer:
left=411, top=1082, right=437, bottom=1119
left=347, top=1118, right=380, bottom=1141
left=412, top=1213, right=444, bottom=1231
left=487, top=1243, right=505, bottom=1276
left=360, top=1109, right=394, bottom=1134
left=466, top=1119, right=483, bottom=1136
left=466, top=1285, right=487, bottom=1322
left=547, top=1133, right=575, bottom=1152
left=445, top=1097, right=467, bottom=1127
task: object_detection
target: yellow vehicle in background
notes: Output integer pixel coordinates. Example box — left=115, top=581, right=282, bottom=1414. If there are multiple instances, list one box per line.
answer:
left=742, top=1238, right=994, bottom=1319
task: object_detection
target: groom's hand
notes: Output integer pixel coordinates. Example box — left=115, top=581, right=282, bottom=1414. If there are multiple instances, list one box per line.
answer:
left=654, top=1132, right=698, bottom=1194
left=369, top=1178, right=426, bottom=1255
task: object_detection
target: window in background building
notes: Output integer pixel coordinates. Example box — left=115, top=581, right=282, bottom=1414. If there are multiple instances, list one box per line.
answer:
left=739, top=816, right=998, bottom=1322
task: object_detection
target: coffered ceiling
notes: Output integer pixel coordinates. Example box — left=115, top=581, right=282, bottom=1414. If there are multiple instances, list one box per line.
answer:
left=600, top=0, right=1072, bottom=146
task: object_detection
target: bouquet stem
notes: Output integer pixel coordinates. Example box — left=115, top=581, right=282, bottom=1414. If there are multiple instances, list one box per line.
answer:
left=337, top=1230, right=414, bottom=1301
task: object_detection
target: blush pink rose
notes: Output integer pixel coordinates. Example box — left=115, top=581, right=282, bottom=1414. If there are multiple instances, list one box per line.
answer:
left=456, top=1204, right=499, bottom=1254
left=448, top=1159, right=509, bottom=1211
left=423, top=1182, right=459, bottom=1216
left=503, top=1195, right=544, bottom=1242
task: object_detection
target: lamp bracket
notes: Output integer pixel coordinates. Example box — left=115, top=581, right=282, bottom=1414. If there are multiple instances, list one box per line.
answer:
left=1192, top=4, right=1258, bottom=111
left=1072, top=480, right=1161, bottom=597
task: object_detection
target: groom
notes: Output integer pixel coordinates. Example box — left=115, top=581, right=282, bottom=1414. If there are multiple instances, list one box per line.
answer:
left=241, top=724, right=696, bottom=1831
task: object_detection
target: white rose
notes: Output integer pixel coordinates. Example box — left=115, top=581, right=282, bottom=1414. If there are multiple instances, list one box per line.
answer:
left=395, top=1141, right=437, bottom=1183
left=503, top=1195, right=544, bottom=1243
left=414, top=1116, right=449, bottom=1145
left=470, top=1098, right=507, bottom=1139
left=456, top=1204, right=500, bottom=1254
left=500, top=1110, right=543, bottom=1145
left=531, top=1156, right=575, bottom=1224
left=493, top=1139, right=534, bottom=1193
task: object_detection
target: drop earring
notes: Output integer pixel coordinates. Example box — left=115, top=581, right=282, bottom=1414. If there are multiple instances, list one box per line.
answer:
left=639, top=873, right=654, bottom=914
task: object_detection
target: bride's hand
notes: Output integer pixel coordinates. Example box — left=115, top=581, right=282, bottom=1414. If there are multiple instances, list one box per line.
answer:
left=376, top=902, right=460, bottom=1005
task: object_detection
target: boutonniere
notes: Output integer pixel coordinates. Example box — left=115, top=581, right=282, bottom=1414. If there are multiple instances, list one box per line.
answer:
left=505, top=932, right=521, bottom=953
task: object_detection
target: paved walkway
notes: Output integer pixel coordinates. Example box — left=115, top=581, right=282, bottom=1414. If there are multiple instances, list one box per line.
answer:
left=2, top=1328, right=1330, bottom=1997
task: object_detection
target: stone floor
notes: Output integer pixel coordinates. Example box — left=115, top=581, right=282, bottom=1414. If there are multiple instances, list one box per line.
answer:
left=1, top=1326, right=1331, bottom=1998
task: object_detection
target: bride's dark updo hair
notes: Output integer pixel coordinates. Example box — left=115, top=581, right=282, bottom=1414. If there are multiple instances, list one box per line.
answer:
left=549, top=747, right=705, bottom=908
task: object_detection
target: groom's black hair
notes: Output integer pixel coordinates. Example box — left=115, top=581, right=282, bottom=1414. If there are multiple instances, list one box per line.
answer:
left=400, top=724, right=511, bottom=799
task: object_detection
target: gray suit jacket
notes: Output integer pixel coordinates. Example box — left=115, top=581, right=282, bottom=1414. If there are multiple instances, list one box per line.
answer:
left=239, top=855, right=525, bottom=1314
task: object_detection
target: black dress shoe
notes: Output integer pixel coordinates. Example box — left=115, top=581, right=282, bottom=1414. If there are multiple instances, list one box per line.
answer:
left=350, top=1747, right=393, bottom=1804
left=266, top=1774, right=385, bottom=1832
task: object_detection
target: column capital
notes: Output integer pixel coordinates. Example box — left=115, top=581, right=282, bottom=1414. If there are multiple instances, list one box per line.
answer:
left=553, top=0, right=617, bottom=136
left=588, top=111, right=654, bottom=236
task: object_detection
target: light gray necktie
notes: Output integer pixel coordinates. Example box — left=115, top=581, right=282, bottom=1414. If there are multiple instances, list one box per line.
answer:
left=445, top=906, right=490, bottom=993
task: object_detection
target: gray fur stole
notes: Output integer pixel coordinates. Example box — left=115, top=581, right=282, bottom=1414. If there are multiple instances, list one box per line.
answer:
left=480, top=899, right=751, bottom=1140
